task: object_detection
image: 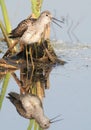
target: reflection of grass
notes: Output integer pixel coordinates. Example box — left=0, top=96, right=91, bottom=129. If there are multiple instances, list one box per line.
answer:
left=27, top=120, right=35, bottom=130
left=0, top=73, right=11, bottom=109
left=27, top=116, right=43, bottom=130
left=28, top=120, right=37, bottom=130
left=27, top=119, right=42, bottom=130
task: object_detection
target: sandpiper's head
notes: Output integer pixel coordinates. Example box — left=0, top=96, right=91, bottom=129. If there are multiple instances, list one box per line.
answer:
left=39, top=117, right=50, bottom=129
left=39, top=10, right=52, bottom=24
left=39, top=10, right=64, bottom=28
left=38, top=114, right=62, bottom=129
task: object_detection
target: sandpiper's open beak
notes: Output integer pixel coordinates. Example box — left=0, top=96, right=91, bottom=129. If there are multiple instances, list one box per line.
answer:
left=52, top=17, right=64, bottom=28
left=52, top=17, right=64, bottom=23
left=49, top=114, right=63, bottom=124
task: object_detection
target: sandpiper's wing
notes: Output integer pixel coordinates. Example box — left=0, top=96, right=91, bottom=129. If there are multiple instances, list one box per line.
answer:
left=9, top=19, right=31, bottom=38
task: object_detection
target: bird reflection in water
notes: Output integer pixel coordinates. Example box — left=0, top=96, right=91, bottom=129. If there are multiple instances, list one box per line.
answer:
left=7, top=92, right=62, bottom=129
left=2, top=46, right=64, bottom=129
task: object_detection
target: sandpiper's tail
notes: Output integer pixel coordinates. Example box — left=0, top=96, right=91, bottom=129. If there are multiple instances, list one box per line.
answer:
left=6, top=92, right=20, bottom=105
left=7, top=92, right=27, bottom=117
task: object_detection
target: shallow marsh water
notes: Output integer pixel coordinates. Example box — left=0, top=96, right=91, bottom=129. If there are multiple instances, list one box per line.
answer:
left=0, top=41, right=91, bottom=130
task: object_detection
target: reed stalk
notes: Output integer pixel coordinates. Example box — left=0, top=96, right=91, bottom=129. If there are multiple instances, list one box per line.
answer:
left=0, top=0, right=11, bottom=33
left=0, top=0, right=16, bottom=110
left=30, top=0, right=43, bottom=18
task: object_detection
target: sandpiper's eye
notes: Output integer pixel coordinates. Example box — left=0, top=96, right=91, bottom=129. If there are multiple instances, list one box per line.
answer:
left=44, top=124, right=47, bottom=127
left=46, top=14, right=48, bottom=16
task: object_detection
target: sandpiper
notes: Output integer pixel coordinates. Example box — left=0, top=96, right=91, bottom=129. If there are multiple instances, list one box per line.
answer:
left=7, top=92, right=62, bottom=129
left=9, top=10, right=62, bottom=44
left=4, top=11, right=63, bottom=62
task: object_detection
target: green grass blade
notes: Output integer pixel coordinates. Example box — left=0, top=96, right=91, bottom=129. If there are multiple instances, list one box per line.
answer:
left=0, top=0, right=11, bottom=33
left=27, top=119, right=35, bottom=130
left=30, top=0, right=43, bottom=18
left=38, top=127, right=43, bottom=130
left=27, top=119, right=43, bottom=130
left=34, top=120, right=38, bottom=130
left=0, top=73, right=11, bottom=109
left=0, top=20, right=12, bottom=47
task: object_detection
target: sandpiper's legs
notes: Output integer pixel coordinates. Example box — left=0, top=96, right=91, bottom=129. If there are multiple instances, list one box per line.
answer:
left=25, top=45, right=30, bottom=80
left=11, top=72, right=25, bottom=94
left=29, top=47, right=34, bottom=70
left=25, top=45, right=34, bottom=76
left=25, top=45, right=29, bottom=72
left=28, top=47, right=35, bottom=83
left=25, top=46, right=34, bottom=81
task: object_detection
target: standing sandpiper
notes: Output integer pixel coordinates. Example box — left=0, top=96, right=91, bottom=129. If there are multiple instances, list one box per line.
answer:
left=9, top=10, right=62, bottom=44
left=4, top=11, right=63, bottom=60
left=7, top=92, right=62, bottom=129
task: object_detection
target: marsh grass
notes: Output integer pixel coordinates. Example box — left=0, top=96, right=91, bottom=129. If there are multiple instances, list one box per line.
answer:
left=0, top=73, right=11, bottom=109
left=0, top=0, right=11, bottom=33
left=27, top=120, right=41, bottom=130
left=31, top=0, right=43, bottom=18
left=0, top=0, right=12, bottom=110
